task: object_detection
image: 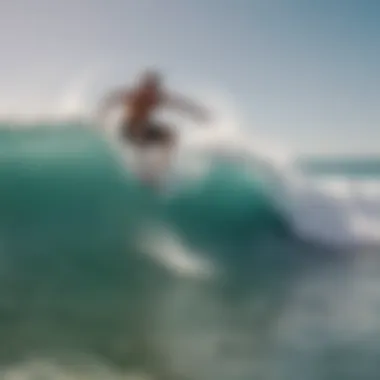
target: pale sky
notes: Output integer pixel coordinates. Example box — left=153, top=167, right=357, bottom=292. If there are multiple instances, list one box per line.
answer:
left=0, top=0, right=379, bottom=155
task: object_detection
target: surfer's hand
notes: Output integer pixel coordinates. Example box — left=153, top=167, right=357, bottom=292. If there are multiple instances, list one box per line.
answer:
left=193, top=105, right=211, bottom=124
left=96, top=107, right=107, bottom=128
left=198, top=109, right=211, bottom=124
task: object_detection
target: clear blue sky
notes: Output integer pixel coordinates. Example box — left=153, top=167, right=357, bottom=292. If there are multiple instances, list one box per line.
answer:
left=0, top=0, right=379, bottom=154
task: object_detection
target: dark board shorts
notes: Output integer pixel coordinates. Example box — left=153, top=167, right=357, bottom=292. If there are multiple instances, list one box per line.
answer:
left=121, top=120, right=171, bottom=146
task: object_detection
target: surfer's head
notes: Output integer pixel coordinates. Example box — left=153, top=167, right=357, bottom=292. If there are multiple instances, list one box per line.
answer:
left=139, top=69, right=162, bottom=90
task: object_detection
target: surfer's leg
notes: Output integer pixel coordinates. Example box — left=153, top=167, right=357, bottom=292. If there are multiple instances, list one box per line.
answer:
left=147, top=122, right=176, bottom=176
left=121, top=120, right=176, bottom=185
left=118, top=121, right=151, bottom=180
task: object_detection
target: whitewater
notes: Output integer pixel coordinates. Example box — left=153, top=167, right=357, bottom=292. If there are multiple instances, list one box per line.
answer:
left=0, top=84, right=380, bottom=380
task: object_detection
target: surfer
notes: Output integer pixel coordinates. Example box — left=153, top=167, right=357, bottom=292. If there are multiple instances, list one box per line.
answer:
left=98, top=69, right=210, bottom=181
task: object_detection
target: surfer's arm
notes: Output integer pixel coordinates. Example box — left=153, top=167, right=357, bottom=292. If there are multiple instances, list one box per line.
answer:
left=164, top=93, right=210, bottom=124
left=98, top=89, right=131, bottom=118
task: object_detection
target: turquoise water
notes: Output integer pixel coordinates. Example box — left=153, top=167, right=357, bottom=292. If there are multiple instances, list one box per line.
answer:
left=0, top=123, right=380, bottom=379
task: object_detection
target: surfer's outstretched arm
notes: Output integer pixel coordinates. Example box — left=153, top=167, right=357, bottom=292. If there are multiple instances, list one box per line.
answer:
left=98, top=88, right=131, bottom=119
left=164, top=93, right=211, bottom=124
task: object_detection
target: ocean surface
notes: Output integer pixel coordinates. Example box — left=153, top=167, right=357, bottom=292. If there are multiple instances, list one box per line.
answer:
left=0, top=121, right=380, bottom=380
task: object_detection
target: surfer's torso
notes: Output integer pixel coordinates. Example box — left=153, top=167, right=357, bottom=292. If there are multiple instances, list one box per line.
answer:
left=124, top=87, right=163, bottom=134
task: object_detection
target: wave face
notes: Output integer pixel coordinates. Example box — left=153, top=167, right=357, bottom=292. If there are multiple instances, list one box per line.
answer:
left=1, top=122, right=380, bottom=380
left=0, top=122, right=288, bottom=250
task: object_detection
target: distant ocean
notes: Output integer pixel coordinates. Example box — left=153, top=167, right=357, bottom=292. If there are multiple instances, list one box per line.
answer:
left=0, top=121, right=379, bottom=380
